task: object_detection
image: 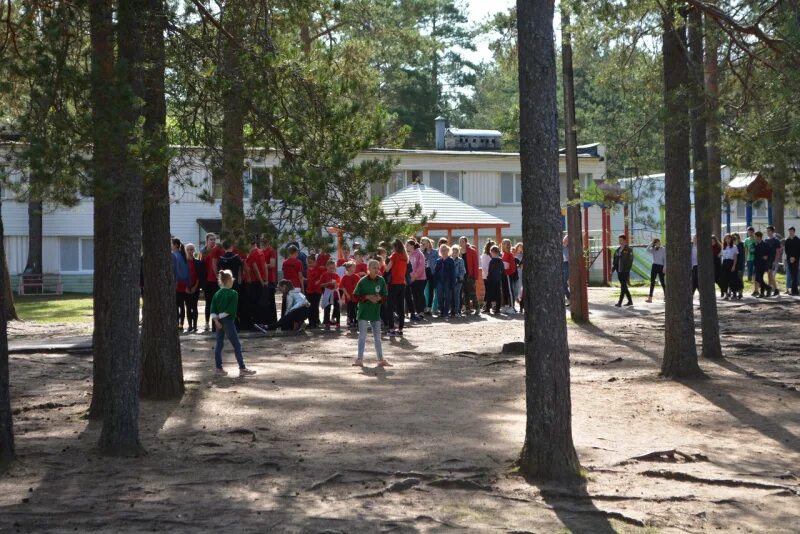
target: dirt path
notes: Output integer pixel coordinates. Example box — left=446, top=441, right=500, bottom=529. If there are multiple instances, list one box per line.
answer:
left=1, top=291, right=798, bottom=532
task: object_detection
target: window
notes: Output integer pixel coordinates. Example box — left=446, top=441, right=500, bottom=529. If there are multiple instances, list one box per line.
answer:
left=500, top=173, right=522, bottom=203
left=580, top=173, right=594, bottom=190
left=211, top=168, right=223, bottom=199
left=429, top=171, right=461, bottom=198
left=370, top=171, right=408, bottom=199
left=250, top=167, right=271, bottom=202
left=737, top=200, right=769, bottom=218
left=60, top=237, right=94, bottom=272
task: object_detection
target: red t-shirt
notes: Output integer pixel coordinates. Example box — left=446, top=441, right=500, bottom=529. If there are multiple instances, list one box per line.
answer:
left=282, top=257, right=304, bottom=289
left=355, top=262, right=368, bottom=275
left=305, top=266, right=326, bottom=295
left=341, top=273, right=360, bottom=300
left=319, top=271, right=340, bottom=291
left=317, top=253, right=331, bottom=268
left=261, top=247, right=278, bottom=283
left=336, top=257, right=347, bottom=267
left=389, top=252, right=408, bottom=285
left=187, top=259, right=198, bottom=289
left=203, top=245, right=224, bottom=283
left=502, top=251, right=517, bottom=276
left=246, top=249, right=266, bottom=283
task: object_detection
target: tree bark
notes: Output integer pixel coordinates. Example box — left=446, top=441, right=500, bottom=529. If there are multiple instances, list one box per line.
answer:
left=661, top=6, right=702, bottom=378
left=771, top=163, right=786, bottom=236
left=87, top=0, right=115, bottom=421
left=0, top=201, right=14, bottom=468
left=24, top=197, right=43, bottom=275
left=140, top=0, right=184, bottom=400
left=91, top=0, right=145, bottom=456
left=690, top=7, right=723, bottom=361
left=220, top=3, right=246, bottom=240
left=561, top=9, right=588, bottom=322
left=516, top=0, right=581, bottom=482
left=704, top=22, right=722, bottom=237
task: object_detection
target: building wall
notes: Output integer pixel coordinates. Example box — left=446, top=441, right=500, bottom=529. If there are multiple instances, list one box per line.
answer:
left=2, top=148, right=610, bottom=293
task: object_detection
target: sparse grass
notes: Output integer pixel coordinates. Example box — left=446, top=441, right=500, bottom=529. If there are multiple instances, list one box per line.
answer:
left=14, top=293, right=94, bottom=324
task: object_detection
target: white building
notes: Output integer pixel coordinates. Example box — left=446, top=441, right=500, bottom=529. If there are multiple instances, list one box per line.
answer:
left=1, top=142, right=614, bottom=293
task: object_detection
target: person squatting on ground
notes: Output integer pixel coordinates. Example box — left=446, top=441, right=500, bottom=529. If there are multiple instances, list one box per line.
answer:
left=352, top=259, right=391, bottom=368
left=645, top=238, right=665, bottom=303
left=210, top=269, right=256, bottom=377
left=613, top=234, right=633, bottom=307
left=256, top=280, right=310, bottom=332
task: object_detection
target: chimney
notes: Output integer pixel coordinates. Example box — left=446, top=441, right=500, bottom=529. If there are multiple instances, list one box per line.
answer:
left=434, top=116, right=447, bottom=150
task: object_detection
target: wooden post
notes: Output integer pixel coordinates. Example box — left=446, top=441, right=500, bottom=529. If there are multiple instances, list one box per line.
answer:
left=601, top=207, right=609, bottom=284
left=496, top=226, right=502, bottom=243
left=473, top=227, right=480, bottom=250
left=447, top=227, right=453, bottom=243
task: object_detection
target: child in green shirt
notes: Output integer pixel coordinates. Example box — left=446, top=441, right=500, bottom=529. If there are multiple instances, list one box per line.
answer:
left=352, top=259, right=391, bottom=368
left=210, top=270, right=256, bottom=377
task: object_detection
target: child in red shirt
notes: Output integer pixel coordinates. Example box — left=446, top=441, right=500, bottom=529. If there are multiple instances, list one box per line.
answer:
left=281, top=245, right=304, bottom=291
left=304, top=255, right=326, bottom=328
left=340, top=261, right=360, bottom=328
left=319, top=259, right=341, bottom=330
left=354, top=250, right=368, bottom=276
left=501, top=239, right=518, bottom=313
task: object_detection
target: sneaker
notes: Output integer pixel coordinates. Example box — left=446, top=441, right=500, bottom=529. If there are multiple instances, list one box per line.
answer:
left=624, top=301, right=634, bottom=307
left=214, top=368, right=228, bottom=376
left=204, top=325, right=210, bottom=332
left=773, top=289, right=780, bottom=296
left=723, top=295, right=730, bottom=300
left=645, top=297, right=652, bottom=303
left=254, top=323, right=270, bottom=334
left=751, top=291, right=759, bottom=297
left=239, top=368, right=257, bottom=377
left=615, top=302, right=622, bottom=307
left=352, top=359, right=364, bottom=367
left=377, top=359, right=392, bottom=367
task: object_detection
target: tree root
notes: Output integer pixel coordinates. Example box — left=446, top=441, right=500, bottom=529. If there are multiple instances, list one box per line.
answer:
left=427, top=478, right=492, bottom=491
left=640, top=470, right=800, bottom=495
left=617, top=449, right=708, bottom=465
left=349, top=477, right=422, bottom=498
left=307, top=472, right=343, bottom=491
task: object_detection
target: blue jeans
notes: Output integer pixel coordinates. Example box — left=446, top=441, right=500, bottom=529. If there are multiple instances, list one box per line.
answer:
left=746, top=260, right=754, bottom=281
left=357, top=320, right=383, bottom=360
left=787, top=264, right=794, bottom=289
left=452, top=281, right=463, bottom=315
left=438, top=284, right=452, bottom=316
left=214, top=317, right=245, bottom=370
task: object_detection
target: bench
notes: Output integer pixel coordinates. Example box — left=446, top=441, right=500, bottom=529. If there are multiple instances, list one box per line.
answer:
left=18, top=273, right=64, bottom=296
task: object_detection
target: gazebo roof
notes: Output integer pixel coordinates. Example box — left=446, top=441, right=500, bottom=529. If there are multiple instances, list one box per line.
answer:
left=380, top=183, right=510, bottom=229
left=726, top=171, right=772, bottom=201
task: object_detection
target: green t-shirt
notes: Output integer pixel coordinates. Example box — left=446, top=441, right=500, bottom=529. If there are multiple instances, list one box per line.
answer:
left=744, top=237, right=756, bottom=261
left=354, top=275, right=388, bottom=322
left=210, top=286, right=239, bottom=321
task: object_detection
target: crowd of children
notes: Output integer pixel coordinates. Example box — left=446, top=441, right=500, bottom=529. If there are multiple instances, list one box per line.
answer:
left=171, top=232, right=526, bottom=370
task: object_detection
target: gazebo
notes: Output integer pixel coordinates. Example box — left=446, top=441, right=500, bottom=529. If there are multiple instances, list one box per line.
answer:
left=380, top=183, right=511, bottom=244
left=725, top=171, right=773, bottom=229
left=328, top=183, right=511, bottom=297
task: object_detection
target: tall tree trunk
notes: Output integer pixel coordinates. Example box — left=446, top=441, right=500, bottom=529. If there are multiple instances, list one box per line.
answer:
left=0, top=201, right=14, bottom=468
left=516, top=0, right=581, bottom=482
left=661, top=6, right=701, bottom=378
left=24, top=197, right=43, bottom=275
left=92, top=0, right=145, bottom=455
left=220, top=4, right=246, bottom=239
left=690, top=7, right=723, bottom=361
left=87, top=0, right=115, bottom=421
left=771, top=163, right=787, bottom=236
left=704, top=22, right=722, bottom=237
left=561, top=8, right=588, bottom=322
left=140, top=0, right=184, bottom=400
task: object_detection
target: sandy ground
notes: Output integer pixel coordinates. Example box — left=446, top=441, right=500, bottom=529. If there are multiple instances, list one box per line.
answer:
left=1, top=288, right=799, bottom=533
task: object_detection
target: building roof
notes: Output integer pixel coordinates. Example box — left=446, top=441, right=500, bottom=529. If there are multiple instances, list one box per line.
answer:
left=727, top=171, right=760, bottom=189
left=363, top=147, right=601, bottom=158
left=726, top=171, right=772, bottom=200
left=380, top=183, right=510, bottom=228
left=446, top=128, right=503, bottom=138
left=559, top=143, right=606, bottom=159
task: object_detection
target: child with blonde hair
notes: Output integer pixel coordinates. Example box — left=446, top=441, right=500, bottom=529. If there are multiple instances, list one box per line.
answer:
left=352, top=259, right=391, bottom=367
left=210, top=270, right=257, bottom=377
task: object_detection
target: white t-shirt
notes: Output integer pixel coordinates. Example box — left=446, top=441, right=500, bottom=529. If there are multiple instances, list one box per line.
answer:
left=721, top=246, right=738, bottom=261
left=480, top=254, right=492, bottom=280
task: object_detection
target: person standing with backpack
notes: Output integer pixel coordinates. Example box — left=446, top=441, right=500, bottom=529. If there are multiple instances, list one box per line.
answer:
left=172, top=238, right=191, bottom=330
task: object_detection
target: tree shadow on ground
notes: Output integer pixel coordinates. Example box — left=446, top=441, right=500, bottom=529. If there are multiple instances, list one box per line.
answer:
left=576, top=321, right=800, bottom=455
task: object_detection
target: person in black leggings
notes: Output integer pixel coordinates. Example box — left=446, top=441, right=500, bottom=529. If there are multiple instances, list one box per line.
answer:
left=385, top=239, right=409, bottom=336
left=184, top=243, right=202, bottom=332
